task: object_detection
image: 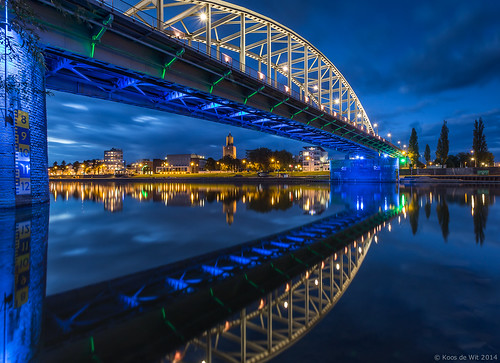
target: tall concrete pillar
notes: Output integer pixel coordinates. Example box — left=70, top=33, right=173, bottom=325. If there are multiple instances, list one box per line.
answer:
left=0, top=203, right=49, bottom=362
left=329, top=156, right=399, bottom=182
left=1, top=13, right=49, bottom=208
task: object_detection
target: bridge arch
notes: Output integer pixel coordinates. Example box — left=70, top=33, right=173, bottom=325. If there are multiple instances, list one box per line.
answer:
left=1, top=0, right=402, bottom=206
left=123, top=0, right=373, bottom=132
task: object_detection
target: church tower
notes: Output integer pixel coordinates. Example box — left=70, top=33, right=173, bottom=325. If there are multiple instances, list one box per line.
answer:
left=223, top=132, right=237, bottom=159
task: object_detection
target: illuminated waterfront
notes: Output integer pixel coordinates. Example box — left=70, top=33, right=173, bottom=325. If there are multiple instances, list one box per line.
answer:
left=47, top=182, right=346, bottom=294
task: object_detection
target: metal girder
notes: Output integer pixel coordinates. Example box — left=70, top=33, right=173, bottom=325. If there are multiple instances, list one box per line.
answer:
left=36, top=0, right=400, bottom=157
left=48, top=57, right=71, bottom=74
left=200, top=102, right=221, bottom=110
left=44, top=52, right=377, bottom=155
left=164, top=90, right=186, bottom=101
left=120, top=0, right=376, bottom=132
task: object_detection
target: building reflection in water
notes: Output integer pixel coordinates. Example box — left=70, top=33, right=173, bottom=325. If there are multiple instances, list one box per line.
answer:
left=50, top=182, right=333, bottom=223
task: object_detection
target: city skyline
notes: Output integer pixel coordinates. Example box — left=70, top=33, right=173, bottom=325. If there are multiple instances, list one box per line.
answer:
left=47, top=0, right=500, bottom=163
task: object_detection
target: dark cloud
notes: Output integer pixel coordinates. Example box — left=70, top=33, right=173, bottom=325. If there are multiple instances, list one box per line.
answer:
left=397, top=6, right=500, bottom=94
left=413, top=109, right=500, bottom=157
left=47, top=92, right=308, bottom=163
left=45, top=0, right=500, bottom=162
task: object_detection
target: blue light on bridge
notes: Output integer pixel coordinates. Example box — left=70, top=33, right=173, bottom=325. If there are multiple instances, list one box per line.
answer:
left=228, top=255, right=252, bottom=265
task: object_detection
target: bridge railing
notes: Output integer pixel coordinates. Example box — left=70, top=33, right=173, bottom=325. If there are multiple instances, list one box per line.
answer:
left=95, top=0, right=389, bottom=141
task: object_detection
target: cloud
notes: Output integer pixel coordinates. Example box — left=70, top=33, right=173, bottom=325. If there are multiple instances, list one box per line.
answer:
left=47, top=92, right=309, bottom=163
left=47, top=137, right=77, bottom=144
left=62, top=103, right=89, bottom=111
left=397, top=7, right=500, bottom=94
left=43, top=1, right=500, bottom=162
left=132, top=116, right=159, bottom=123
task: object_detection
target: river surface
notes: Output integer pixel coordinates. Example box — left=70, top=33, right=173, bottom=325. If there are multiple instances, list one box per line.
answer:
left=1, top=181, right=499, bottom=362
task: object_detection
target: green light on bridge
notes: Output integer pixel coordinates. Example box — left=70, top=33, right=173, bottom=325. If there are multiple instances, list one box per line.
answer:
left=209, top=70, right=232, bottom=93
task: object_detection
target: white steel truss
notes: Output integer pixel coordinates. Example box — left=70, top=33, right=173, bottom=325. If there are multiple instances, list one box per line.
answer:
left=107, top=0, right=373, bottom=132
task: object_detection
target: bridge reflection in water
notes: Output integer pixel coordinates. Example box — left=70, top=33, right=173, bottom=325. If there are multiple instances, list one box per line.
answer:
left=167, top=226, right=382, bottom=363
left=1, top=183, right=403, bottom=362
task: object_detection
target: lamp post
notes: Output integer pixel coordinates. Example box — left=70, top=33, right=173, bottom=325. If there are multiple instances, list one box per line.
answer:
left=373, top=123, right=379, bottom=135
left=387, top=133, right=392, bottom=142
left=470, top=150, right=476, bottom=167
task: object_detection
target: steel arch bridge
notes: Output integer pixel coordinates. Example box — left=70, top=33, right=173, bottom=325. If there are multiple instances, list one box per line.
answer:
left=123, top=0, right=371, bottom=130
left=28, top=0, right=401, bottom=157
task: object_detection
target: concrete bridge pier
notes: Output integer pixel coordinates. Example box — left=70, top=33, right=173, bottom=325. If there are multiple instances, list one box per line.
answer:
left=1, top=17, right=49, bottom=208
left=330, top=156, right=400, bottom=182
left=0, top=203, right=49, bottom=362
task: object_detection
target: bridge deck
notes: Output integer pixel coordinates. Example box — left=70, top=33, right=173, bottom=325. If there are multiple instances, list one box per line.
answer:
left=32, top=0, right=401, bottom=157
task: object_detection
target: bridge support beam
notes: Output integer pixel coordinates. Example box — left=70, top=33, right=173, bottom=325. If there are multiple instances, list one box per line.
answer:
left=330, top=157, right=399, bottom=182
left=0, top=203, right=49, bottom=362
left=0, top=22, right=48, bottom=208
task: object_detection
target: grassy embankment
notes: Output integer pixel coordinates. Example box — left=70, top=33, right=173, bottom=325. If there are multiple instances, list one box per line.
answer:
left=130, top=171, right=330, bottom=178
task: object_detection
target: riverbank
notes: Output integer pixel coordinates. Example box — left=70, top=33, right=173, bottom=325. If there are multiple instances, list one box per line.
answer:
left=49, top=172, right=500, bottom=184
left=49, top=172, right=331, bottom=184
left=400, top=174, right=500, bottom=184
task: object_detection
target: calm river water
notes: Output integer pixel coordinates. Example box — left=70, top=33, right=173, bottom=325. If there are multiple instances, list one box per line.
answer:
left=1, top=181, right=499, bottom=362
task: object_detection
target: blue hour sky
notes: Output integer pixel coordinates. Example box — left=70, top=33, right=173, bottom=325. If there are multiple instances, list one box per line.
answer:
left=47, top=0, right=500, bottom=164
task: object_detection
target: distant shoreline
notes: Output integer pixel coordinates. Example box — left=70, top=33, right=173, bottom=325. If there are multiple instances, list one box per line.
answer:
left=49, top=175, right=331, bottom=184
left=48, top=174, right=500, bottom=184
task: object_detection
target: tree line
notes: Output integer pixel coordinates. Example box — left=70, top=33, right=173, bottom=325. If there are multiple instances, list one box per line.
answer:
left=407, top=118, right=494, bottom=168
left=205, top=148, right=296, bottom=172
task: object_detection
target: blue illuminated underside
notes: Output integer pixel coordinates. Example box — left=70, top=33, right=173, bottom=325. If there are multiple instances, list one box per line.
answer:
left=43, top=49, right=395, bottom=157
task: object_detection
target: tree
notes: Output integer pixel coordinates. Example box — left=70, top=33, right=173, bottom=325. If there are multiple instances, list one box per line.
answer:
left=483, top=152, right=495, bottom=166
left=247, top=148, right=273, bottom=171
left=1, top=1, right=47, bottom=110
left=472, top=118, right=488, bottom=165
left=408, top=128, right=419, bottom=166
left=273, top=150, right=294, bottom=170
left=456, top=152, right=469, bottom=168
left=436, top=197, right=449, bottom=241
left=205, top=157, right=217, bottom=171
left=424, top=144, right=431, bottom=166
left=219, top=155, right=240, bottom=171
left=435, top=121, right=449, bottom=167
left=445, top=154, right=459, bottom=168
